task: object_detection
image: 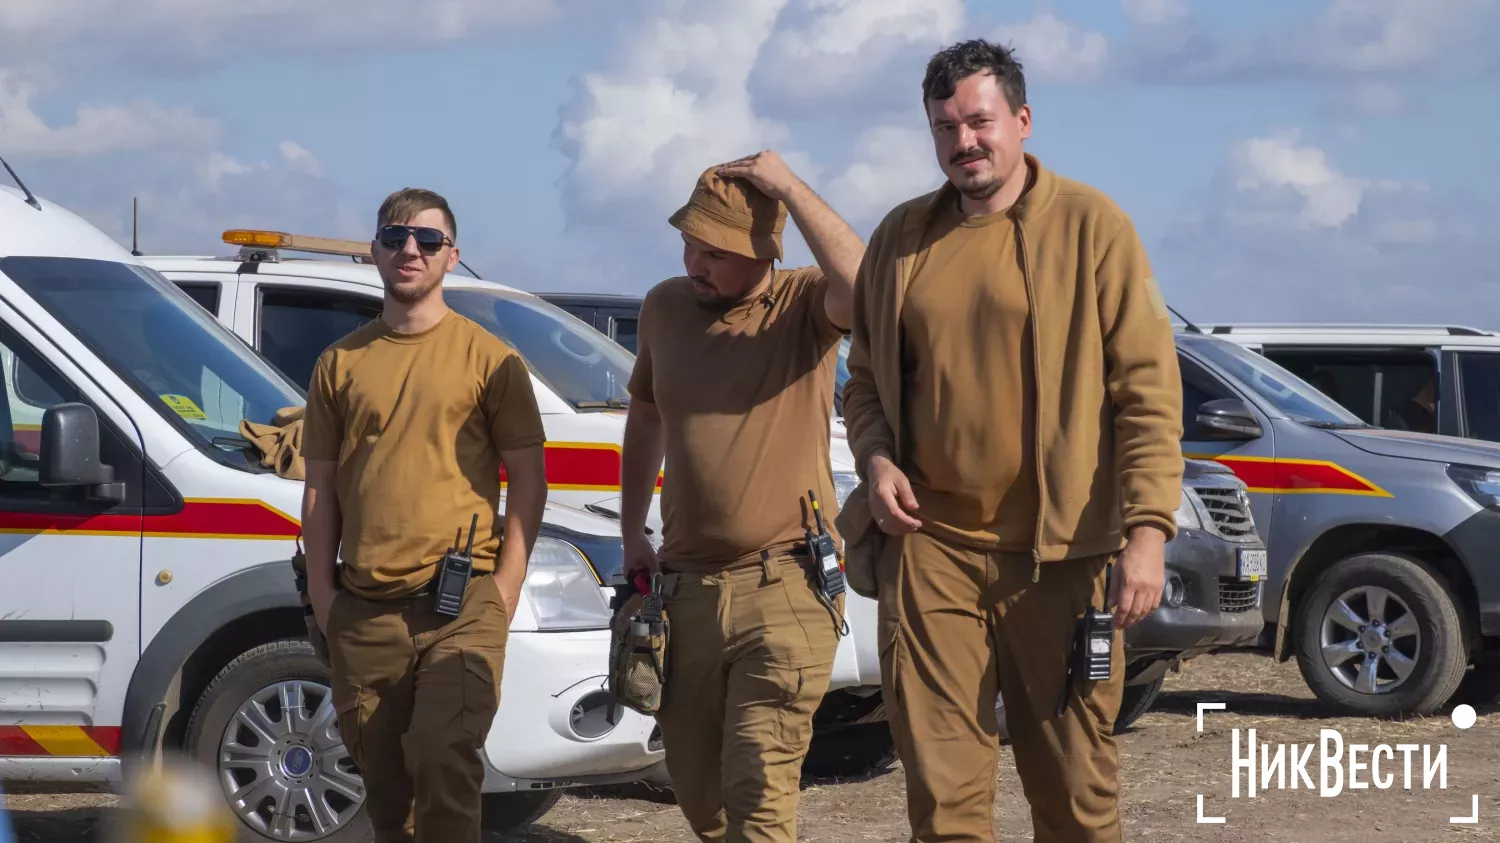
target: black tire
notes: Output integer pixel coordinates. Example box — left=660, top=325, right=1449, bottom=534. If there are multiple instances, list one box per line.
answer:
left=1115, top=676, right=1165, bottom=733
left=1451, top=664, right=1500, bottom=707
left=480, top=790, right=564, bottom=837
left=1292, top=552, right=1467, bottom=717
left=184, top=639, right=373, bottom=843
left=801, top=722, right=897, bottom=781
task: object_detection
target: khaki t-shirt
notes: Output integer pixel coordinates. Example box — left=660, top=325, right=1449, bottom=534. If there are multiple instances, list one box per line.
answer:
left=628, top=267, right=846, bottom=570
left=302, top=310, right=547, bottom=599
left=901, top=199, right=1040, bottom=552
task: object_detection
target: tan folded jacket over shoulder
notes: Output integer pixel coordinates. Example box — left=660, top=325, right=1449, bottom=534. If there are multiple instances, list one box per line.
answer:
left=239, top=405, right=307, bottom=481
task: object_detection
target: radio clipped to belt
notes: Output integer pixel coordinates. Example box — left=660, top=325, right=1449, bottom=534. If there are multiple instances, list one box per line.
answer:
left=607, top=571, right=670, bottom=719
left=1055, top=562, right=1116, bottom=717
left=433, top=513, right=479, bottom=618
left=805, top=489, right=850, bottom=637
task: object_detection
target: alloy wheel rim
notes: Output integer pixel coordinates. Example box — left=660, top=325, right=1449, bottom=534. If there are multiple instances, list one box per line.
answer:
left=1319, top=585, right=1421, bottom=695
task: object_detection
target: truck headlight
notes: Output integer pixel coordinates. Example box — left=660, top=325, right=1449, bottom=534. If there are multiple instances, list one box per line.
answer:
left=1448, top=464, right=1500, bottom=509
left=523, top=537, right=612, bottom=630
left=833, top=471, right=860, bottom=508
left=1175, top=486, right=1203, bottom=530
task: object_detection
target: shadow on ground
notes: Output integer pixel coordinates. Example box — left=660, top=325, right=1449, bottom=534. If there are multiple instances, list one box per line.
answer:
left=6, top=808, right=123, bottom=843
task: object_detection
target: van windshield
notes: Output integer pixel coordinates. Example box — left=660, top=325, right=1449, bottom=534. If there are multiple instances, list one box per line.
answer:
left=0, top=257, right=305, bottom=472
left=446, top=287, right=634, bottom=411
left=1183, top=335, right=1368, bottom=427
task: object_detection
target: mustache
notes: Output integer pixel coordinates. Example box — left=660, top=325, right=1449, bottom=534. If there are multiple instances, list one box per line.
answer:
left=950, top=147, right=989, bottom=166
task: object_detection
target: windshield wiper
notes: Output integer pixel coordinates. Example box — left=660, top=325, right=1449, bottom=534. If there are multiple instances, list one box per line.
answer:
left=211, top=436, right=257, bottom=451
left=575, top=398, right=630, bottom=410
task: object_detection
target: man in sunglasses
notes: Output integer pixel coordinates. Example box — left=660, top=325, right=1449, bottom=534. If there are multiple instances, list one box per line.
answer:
left=618, top=150, right=864, bottom=842
left=301, top=188, right=549, bottom=842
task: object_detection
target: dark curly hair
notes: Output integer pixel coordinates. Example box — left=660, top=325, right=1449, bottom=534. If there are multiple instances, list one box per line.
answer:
left=922, top=39, right=1027, bottom=115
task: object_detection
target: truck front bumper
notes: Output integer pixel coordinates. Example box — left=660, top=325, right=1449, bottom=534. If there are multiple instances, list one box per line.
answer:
left=1126, top=528, right=1267, bottom=670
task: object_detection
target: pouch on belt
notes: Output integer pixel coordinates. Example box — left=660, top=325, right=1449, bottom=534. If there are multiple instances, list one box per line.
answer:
left=290, top=535, right=330, bottom=667
left=607, top=572, right=670, bottom=717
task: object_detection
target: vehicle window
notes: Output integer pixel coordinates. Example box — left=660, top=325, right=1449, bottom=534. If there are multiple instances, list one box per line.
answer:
left=1264, top=350, right=1437, bottom=433
left=0, top=257, right=305, bottom=474
left=611, top=317, right=638, bottom=354
left=1181, top=335, right=1367, bottom=427
left=446, top=288, right=634, bottom=410
left=1457, top=353, right=1500, bottom=443
left=175, top=282, right=221, bottom=316
left=258, top=288, right=380, bottom=391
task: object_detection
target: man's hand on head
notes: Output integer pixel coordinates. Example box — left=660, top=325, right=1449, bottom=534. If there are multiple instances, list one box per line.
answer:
left=716, top=150, right=804, bottom=202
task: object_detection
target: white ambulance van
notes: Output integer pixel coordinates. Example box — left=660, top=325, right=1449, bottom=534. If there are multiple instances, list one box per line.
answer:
left=142, top=233, right=892, bottom=776
left=0, top=180, right=664, bottom=840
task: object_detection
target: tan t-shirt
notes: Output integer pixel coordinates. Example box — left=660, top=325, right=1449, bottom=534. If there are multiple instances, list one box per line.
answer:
left=629, top=267, right=845, bottom=570
left=901, top=199, right=1040, bottom=552
left=302, top=310, right=547, bottom=599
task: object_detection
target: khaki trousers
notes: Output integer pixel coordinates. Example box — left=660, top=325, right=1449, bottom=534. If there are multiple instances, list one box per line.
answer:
left=655, top=550, right=845, bottom=843
left=878, top=530, right=1125, bottom=843
left=325, top=573, right=509, bottom=843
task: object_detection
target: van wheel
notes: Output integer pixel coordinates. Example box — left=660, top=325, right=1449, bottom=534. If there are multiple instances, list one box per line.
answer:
left=1115, top=677, right=1166, bottom=733
left=185, top=639, right=372, bottom=842
left=480, top=790, right=564, bottom=837
left=1293, top=552, right=1467, bottom=716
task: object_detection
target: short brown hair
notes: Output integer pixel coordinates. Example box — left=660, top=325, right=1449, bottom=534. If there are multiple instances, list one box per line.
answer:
left=377, top=187, right=458, bottom=241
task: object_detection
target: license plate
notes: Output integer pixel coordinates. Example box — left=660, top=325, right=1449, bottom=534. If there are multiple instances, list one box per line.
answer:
left=1237, top=548, right=1268, bottom=582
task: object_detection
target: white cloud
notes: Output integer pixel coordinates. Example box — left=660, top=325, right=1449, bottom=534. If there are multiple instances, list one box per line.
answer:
left=0, top=69, right=220, bottom=158
left=994, top=13, right=1109, bottom=82
left=1229, top=132, right=1369, bottom=228
left=824, top=124, right=945, bottom=225
left=553, top=0, right=808, bottom=229
left=1309, top=0, right=1495, bottom=73
left=1156, top=131, right=1496, bottom=327
left=754, top=0, right=965, bottom=102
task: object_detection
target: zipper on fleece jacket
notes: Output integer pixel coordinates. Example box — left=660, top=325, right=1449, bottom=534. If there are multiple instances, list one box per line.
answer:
left=1015, top=217, right=1045, bottom=583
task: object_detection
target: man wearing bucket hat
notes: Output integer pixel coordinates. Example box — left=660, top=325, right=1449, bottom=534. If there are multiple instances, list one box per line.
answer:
left=618, top=149, right=864, bottom=842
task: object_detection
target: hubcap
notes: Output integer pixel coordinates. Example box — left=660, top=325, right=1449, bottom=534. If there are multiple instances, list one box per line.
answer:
left=1319, top=586, right=1421, bottom=695
left=217, top=680, right=365, bottom=841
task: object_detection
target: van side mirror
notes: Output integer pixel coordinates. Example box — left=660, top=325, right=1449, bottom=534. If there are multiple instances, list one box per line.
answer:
left=1196, top=398, right=1263, bottom=440
left=39, top=403, right=126, bottom=504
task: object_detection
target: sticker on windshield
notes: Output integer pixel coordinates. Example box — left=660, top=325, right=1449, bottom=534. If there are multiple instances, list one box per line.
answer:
left=160, top=394, right=207, bottom=421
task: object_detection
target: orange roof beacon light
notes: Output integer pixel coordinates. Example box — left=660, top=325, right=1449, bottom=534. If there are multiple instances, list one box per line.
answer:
left=221, top=229, right=374, bottom=264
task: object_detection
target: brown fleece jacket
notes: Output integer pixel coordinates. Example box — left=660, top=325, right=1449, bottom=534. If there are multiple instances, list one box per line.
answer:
left=835, top=155, right=1183, bottom=598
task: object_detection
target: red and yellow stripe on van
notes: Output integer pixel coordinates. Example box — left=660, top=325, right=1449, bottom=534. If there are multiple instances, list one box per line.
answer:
left=502, top=441, right=662, bottom=493
left=1187, top=454, right=1392, bottom=497
left=0, top=499, right=302, bottom=539
left=0, top=726, right=122, bottom=756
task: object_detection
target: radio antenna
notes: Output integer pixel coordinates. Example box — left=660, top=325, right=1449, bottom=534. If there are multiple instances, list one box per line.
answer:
left=0, top=155, right=41, bottom=210
left=463, top=513, right=478, bottom=557
left=131, top=197, right=143, bottom=256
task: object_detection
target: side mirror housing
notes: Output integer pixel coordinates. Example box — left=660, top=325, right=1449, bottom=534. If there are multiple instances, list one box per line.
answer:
left=1196, top=398, right=1264, bottom=440
left=40, top=403, right=126, bottom=504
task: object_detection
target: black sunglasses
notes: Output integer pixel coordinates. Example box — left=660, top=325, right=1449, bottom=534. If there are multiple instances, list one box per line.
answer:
left=375, top=224, right=453, bottom=254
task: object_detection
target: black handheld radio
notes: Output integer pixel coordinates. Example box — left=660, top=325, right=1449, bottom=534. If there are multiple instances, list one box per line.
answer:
left=434, top=513, right=479, bottom=618
left=806, top=489, right=845, bottom=600
left=1055, top=563, right=1115, bottom=717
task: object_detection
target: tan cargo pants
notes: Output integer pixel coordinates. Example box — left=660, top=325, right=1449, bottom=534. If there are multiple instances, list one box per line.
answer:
left=325, top=572, right=509, bottom=843
left=655, top=548, right=845, bottom=843
left=878, top=530, right=1125, bottom=843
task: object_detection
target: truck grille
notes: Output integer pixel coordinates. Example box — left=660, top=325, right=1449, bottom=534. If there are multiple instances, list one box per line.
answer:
left=1218, top=579, right=1260, bottom=613
left=1194, top=487, right=1258, bottom=540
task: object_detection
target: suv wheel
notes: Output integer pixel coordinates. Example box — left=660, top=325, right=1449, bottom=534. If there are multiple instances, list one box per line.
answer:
left=480, top=791, right=564, bottom=837
left=185, top=639, right=371, bottom=842
left=1452, top=664, right=1500, bottom=707
left=1293, top=552, right=1468, bottom=716
left=802, top=722, right=897, bottom=780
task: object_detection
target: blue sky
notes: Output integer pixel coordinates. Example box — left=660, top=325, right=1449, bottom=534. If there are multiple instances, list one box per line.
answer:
left=3, top=0, right=1498, bottom=328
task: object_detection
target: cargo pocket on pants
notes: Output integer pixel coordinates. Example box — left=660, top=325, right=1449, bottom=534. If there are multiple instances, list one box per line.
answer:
left=459, top=650, right=500, bottom=743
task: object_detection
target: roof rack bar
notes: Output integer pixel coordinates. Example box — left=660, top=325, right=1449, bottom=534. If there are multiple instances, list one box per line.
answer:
left=0, top=154, right=41, bottom=210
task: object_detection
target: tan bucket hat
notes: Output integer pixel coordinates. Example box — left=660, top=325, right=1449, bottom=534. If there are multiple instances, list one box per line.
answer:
left=669, top=165, right=787, bottom=261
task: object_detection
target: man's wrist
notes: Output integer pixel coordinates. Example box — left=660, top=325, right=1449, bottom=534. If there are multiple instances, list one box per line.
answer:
left=1127, top=522, right=1169, bottom=544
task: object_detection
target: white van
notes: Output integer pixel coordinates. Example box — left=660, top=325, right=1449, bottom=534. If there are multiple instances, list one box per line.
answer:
left=0, top=182, right=663, bottom=840
left=142, top=232, right=893, bottom=776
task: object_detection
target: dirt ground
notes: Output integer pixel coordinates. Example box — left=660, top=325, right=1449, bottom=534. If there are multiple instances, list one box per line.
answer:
left=5, top=650, right=1497, bottom=842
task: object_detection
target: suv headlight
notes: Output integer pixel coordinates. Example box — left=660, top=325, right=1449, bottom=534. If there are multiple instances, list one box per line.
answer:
left=1448, top=464, right=1500, bottom=509
left=523, top=537, right=612, bottom=630
left=1175, top=486, right=1203, bottom=530
left=833, top=471, right=860, bottom=508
